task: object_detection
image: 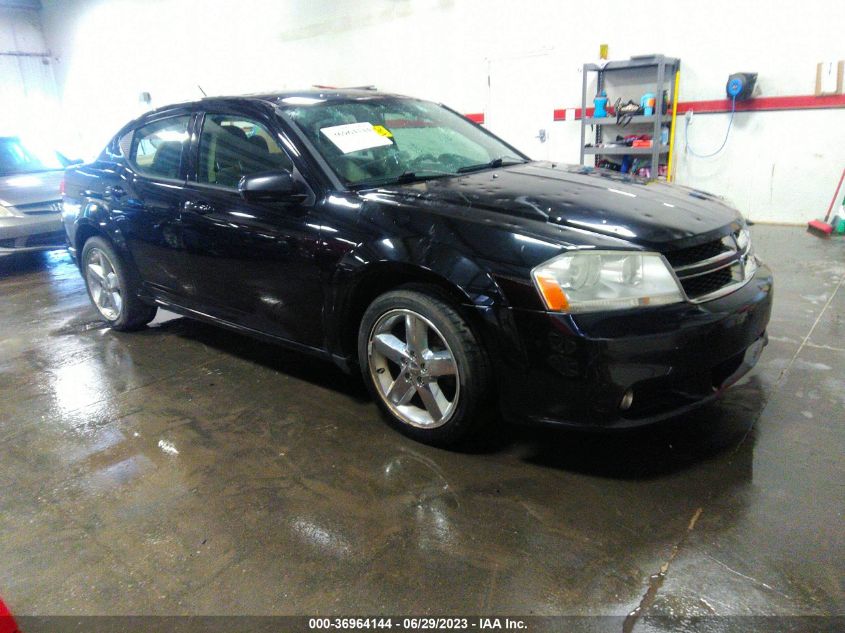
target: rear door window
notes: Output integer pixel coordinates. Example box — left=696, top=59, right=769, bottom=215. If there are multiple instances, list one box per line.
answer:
left=197, top=114, right=293, bottom=189
left=129, top=116, right=191, bottom=180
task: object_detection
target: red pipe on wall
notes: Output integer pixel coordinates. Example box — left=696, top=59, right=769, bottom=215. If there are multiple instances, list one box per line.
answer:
left=553, top=94, right=845, bottom=121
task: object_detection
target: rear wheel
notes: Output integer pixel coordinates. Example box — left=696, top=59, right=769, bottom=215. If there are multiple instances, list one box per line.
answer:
left=358, top=288, right=490, bottom=446
left=81, top=237, right=156, bottom=331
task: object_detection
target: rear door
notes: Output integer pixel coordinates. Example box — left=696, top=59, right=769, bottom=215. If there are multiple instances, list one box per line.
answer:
left=117, top=112, right=193, bottom=299
left=179, top=109, right=324, bottom=348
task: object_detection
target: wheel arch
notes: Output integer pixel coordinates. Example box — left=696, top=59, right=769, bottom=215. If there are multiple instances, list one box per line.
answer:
left=73, top=220, right=102, bottom=261
left=326, top=242, right=509, bottom=371
left=73, top=213, right=148, bottom=303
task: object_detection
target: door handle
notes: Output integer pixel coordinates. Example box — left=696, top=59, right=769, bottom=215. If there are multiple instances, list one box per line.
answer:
left=183, top=200, right=214, bottom=215
left=104, top=185, right=126, bottom=199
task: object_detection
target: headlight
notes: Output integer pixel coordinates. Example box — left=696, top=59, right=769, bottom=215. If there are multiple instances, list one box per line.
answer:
left=0, top=204, right=16, bottom=218
left=532, top=250, right=685, bottom=313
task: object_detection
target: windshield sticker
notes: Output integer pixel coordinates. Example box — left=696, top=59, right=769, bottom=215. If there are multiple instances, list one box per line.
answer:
left=372, top=125, right=393, bottom=138
left=320, top=122, right=393, bottom=154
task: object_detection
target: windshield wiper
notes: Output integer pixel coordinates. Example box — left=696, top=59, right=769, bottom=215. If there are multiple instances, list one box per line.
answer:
left=456, top=157, right=526, bottom=174
left=394, top=170, right=454, bottom=183
left=352, top=170, right=453, bottom=190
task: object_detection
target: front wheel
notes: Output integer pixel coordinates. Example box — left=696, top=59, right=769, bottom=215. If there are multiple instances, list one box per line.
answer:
left=358, top=288, right=491, bottom=446
left=81, top=236, right=157, bottom=331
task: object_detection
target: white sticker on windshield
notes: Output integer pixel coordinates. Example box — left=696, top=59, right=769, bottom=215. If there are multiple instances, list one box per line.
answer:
left=320, top=122, right=393, bottom=154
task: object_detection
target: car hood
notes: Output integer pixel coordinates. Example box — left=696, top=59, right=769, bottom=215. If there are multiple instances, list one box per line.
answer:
left=0, top=170, right=64, bottom=209
left=370, top=162, right=742, bottom=249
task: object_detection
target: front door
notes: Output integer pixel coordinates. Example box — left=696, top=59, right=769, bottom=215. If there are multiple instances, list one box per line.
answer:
left=179, top=111, right=324, bottom=348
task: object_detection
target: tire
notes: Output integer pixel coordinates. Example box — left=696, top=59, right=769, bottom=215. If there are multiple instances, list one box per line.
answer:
left=81, top=236, right=157, bottom=331
left=358, top=287, right=491, bottom=446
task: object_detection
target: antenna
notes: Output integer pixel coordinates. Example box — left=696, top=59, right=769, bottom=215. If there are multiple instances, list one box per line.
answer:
left=197, top=85, right=207, bottom=97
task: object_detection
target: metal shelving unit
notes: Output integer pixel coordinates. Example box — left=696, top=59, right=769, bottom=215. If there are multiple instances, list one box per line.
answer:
left=583, top=145, right=670, bottom=156
left=579, top=55, right=680, bottom=179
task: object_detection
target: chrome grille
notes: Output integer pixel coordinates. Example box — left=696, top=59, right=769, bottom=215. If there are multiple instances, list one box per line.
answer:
left=15, top=200, right=62, bottom=215
left=667, top=231, right=752, bottom=302
left=679, top=265, right=738, bottom=298
left=664, top=238, right=731, bottom=268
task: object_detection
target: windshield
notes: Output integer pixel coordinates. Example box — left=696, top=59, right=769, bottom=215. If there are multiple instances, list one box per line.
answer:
left=280, top=97, right=526, bottom=188
left=0, top=137, right=63, bottom=176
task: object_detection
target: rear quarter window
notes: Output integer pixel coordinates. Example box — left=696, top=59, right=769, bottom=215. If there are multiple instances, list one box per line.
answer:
left=97, top=133, right=131, bottom=162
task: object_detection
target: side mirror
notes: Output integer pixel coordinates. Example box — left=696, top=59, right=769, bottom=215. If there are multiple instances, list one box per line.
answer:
left=238, top=170, right=299, bottom=201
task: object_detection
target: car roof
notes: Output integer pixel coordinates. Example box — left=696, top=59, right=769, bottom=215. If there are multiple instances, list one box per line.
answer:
left=248, top=88, right=410, bottom=104
left=142, top=89, right=413, bottom=117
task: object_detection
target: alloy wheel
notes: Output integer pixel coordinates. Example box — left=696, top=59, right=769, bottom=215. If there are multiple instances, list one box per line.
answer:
left=368, top=309, right=460, bottom=428
left=85, top=247, right=123, bottom=321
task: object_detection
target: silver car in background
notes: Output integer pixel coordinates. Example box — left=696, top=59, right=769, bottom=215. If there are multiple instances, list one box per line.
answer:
left=0, top=136, right=69, bottom=254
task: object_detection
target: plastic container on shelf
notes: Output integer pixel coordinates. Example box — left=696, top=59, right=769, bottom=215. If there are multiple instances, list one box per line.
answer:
left=594, top=91, right=609, bottom=118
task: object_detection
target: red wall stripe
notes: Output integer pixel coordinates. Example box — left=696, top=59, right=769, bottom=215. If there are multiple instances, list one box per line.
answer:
left=0, top=597, right=19, bottom=633
left=554, top=94, right=845, bottom=121
left=554, top=107, right=594, bottom=121
left=674, top=94, right=845, bottom=114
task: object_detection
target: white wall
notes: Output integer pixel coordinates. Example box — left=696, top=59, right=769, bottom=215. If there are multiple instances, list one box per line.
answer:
left=0, top=6, right=63, bottom=151
left=38, top=0, right=845, bottom=223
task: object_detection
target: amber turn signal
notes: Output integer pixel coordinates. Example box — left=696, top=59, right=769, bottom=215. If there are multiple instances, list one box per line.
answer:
left=534, top=273, right=569, bottom=311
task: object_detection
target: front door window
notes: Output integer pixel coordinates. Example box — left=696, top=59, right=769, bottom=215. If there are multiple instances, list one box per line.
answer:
left=198, top=115, right=293, bottom=188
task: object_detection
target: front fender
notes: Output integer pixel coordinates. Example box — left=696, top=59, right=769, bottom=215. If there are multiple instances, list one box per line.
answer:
left=344, top=237, right=508, bottom=306
left=324, top=235, right=525, bottom=370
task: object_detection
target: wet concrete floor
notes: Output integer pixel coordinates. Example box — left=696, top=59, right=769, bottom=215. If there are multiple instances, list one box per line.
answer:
left=0, top=226, right=842, bottom=627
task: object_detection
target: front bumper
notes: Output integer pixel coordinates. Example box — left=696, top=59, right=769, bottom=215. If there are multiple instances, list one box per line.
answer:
left=0, top=213, right=65, bottom=253
left=494, top=264, right=773, bottom=429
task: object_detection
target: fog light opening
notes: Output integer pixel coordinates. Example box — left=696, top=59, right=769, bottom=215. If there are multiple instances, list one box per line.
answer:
left=620, top=389, right=634, bottom=411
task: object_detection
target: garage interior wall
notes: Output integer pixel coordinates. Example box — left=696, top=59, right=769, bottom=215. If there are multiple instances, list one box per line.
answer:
left=35, top=0, right=845, bottom=224
left=0, top=3, right=62, bottom=150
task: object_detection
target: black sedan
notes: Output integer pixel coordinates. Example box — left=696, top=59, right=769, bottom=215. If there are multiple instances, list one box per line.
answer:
left=62, top=90, right=773, bottom=446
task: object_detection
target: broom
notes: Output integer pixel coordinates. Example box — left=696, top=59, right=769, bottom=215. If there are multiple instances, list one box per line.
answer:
left=808, top=167, right=845, bottom=237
